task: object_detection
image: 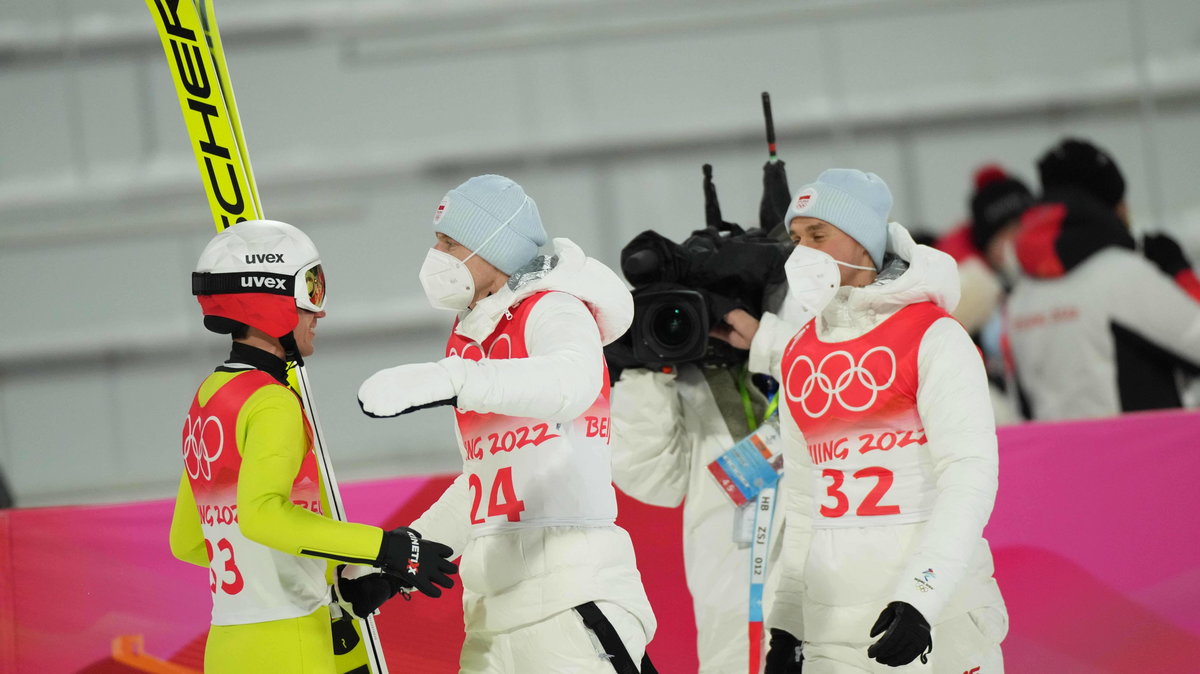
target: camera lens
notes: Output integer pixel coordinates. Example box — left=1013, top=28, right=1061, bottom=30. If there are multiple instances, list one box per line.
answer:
left=631, top=288, right=708, bottom=364
left=651, top=305, right=692, bottom=348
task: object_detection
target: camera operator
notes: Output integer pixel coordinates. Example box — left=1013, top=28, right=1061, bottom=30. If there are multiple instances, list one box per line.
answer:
left=608, top=217, right=803, bottom=673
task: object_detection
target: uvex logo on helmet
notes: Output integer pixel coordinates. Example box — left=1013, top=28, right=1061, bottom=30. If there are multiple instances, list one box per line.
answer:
left=240, top=275, right=288, bottom=290
left=245, top=253, right=285, bottom=264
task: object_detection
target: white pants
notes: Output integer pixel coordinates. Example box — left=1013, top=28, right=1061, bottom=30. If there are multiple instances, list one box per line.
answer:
left=695, top=599, right=755, bottom=674
left=460, top=601, right=648, bottom=674
left=802, top=605, right=1008, bottom=674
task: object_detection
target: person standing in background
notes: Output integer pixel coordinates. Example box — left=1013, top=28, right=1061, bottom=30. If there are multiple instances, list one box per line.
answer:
left=1007, top=138, right=1200, bottom=420
left=610, top=329, right=791, bottom=673
left=935, top=165, right=1037, bottom=425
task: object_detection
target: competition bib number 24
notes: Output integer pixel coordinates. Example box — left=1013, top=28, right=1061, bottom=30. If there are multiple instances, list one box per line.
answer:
left=468, top=467, right=526, bottom=524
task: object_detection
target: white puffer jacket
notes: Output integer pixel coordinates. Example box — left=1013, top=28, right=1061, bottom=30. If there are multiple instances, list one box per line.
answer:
left=750, top=223, right=1006, bottom=643
left=410, top=238, right=656, bottom=638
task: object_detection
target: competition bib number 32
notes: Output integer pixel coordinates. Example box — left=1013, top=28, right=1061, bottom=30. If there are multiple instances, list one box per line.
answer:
left=819, top=466, right=900, bottom=518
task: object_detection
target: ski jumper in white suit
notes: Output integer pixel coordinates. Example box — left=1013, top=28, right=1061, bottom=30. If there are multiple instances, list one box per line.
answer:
left=751, top=223, right=1007, bottom=673
left=411, top=238, right=657, bottom=673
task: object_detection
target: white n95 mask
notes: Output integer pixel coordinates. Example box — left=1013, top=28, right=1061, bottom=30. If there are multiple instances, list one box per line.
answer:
left=418, top=200, right=527, bottom=312
left=419, top=248, right=477, bottom=311
left=784, top=246, right=844, bottom=316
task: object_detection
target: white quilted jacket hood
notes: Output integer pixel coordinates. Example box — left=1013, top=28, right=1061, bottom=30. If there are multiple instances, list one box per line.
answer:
left=454, top=238, right=633, bottom=346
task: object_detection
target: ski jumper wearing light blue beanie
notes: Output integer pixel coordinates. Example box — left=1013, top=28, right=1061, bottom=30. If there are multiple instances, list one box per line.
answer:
left=431, top=174, right=549, bottom=275
left=783, top=168, right=893, bottom=271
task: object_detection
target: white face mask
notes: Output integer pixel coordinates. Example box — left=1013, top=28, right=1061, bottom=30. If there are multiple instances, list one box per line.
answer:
left=418, top=201, right=527, bottom=312
left=783, top=245, right=874, bottom=317
left=419, top=248, right=478, bottom=311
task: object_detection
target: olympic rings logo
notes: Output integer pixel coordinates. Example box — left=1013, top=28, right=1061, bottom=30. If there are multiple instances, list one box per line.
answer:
left=451, top=334, right=513, bottom=362
left=785, top=346, right=897, bottom=417
left=182, top=414, right=225, bottom=481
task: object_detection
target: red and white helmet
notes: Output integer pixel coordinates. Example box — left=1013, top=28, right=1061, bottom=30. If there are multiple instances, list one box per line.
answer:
left=192, top=220, right=326, bottom=338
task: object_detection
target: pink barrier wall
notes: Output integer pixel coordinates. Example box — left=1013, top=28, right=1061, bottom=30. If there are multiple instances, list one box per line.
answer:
left=2, top=410, right=1198, bottom=672
left=986, top=409, right=1200, bottom=671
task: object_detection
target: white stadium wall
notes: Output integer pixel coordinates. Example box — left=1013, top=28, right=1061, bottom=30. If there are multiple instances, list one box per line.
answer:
left=2, top=0, right=1200, bottom=505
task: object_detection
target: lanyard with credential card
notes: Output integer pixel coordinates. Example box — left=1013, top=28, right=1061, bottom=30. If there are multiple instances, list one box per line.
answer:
left=749, top=384, right=780, bottom=674
left=748, top=483, right=778, bottom=674
left=704, top=372, right=782, bottom=674
left=706, top=397, right=782, bottom=509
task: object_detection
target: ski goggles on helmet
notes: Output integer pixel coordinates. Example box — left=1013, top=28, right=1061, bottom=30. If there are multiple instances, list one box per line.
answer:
left=193, top=261, right=326, bottom=312
left=297, top=262, right=326, bottom=312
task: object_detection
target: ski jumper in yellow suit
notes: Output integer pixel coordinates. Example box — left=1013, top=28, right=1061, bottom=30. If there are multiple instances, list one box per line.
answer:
left=170, top=343, right=383, bottom=674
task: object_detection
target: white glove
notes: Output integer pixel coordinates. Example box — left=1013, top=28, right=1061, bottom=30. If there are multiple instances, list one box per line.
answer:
left=358, top=360, right=463, bottom=417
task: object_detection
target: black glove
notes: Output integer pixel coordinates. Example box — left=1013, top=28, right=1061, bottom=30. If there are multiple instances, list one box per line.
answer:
left=1143, top=232, right=1193, bottom=277
left=331, top=565, right=405, bottom=619
left=375, top=527, right=457, bottom=598
left=868, top=601, right=932, bottom=667
left=764, top=628, right=804, bottom=673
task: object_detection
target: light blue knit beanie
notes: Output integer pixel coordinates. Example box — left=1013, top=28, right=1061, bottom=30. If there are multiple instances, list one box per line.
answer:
left=431, top=174, right=548, bottom=275
left=783, top=169, right=892, bottom=270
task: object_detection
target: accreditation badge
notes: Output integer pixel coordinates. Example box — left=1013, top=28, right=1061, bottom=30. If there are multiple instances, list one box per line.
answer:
left=708, top=417, right=784, bottom=509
